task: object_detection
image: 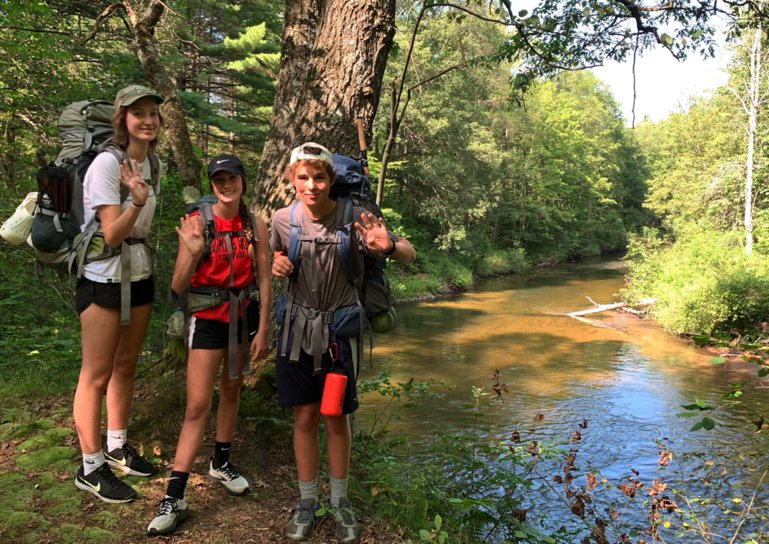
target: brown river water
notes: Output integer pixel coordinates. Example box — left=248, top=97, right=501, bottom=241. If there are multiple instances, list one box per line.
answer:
left=356, top=258, right=769, bottom=542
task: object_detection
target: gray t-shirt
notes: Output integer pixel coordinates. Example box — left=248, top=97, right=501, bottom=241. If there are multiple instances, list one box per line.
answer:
left=271, top=201, right=369, bottom=354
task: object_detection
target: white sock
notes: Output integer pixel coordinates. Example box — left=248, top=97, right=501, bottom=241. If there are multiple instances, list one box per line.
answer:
left=106, top=429, right=127, bottom=452
left=298, top=478, right=318, bottom=502
left=82, top=451, right=106, bottom=476
left=329, top=475, right=348, bottom=506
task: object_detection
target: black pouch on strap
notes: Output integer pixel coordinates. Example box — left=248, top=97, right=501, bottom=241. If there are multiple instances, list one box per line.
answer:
left=332, top=304, right=361, bottom=338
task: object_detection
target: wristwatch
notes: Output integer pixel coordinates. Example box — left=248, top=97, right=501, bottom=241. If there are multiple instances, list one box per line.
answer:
left=383, top=233, right=398, bottom=256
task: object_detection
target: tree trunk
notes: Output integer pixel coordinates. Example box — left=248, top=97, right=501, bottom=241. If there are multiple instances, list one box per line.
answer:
left=744, top=22, right=762, bottom=256
left=123, top=0, right=202, bottom=192
left=253, top=0, right=396, bottom=219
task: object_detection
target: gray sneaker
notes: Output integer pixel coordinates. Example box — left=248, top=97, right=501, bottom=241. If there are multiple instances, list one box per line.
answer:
left=285, top=498, right=319, bottom=540
left=147, top=496, right=189, bottom=536
left=329, top=498, right=361, bottom=542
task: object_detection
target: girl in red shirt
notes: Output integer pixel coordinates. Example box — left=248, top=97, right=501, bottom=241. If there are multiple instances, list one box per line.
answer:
left=147, top=154, right=271, bottom=536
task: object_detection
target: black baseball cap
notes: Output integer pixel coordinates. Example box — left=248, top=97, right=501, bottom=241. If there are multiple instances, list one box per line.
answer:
left=207, top=154, right=246, bottom=179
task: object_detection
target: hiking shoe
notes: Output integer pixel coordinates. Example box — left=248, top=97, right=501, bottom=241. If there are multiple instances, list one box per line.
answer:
left=208, top=460, right=250, bottom=495
left=285, top=498, right=319, bottom=540
left=147, top=496, right=190, bottom=536
left=329, top=498, right=361, bottom=542
left=104, top=443, right=156, bottom=477
left=74, top=463, right=137, bottom=504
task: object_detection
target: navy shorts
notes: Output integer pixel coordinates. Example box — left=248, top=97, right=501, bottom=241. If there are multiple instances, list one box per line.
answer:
left=188, top=316, right=246, bottom=350
left=75, top=276, right=155, bottom=314
left=275, top=330, right=359, bottom=414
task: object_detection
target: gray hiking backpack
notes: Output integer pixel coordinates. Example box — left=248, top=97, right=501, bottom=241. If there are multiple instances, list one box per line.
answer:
left=32, top=99, right=160, bottom=325
left=31, top=99, right=160, bottom=265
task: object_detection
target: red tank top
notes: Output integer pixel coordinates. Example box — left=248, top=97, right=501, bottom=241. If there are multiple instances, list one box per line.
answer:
left=190, top=212, right=254, bottom=322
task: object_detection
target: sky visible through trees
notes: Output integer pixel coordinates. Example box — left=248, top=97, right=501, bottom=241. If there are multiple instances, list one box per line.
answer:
left=593, top=28, right=731, bottom=124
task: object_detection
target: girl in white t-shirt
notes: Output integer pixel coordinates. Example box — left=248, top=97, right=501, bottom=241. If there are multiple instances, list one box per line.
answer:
left=72, top=84, right=164, bottom=504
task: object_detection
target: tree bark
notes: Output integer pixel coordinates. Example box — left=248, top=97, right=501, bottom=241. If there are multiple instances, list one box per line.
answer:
left=253, top=0, right=396, bottom=219
left=122, top=0, right=202, bottom=192
left=744, top=20, right=762, bottom=256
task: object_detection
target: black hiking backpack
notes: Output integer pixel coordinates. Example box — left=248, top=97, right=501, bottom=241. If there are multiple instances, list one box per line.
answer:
left=31, top=99, right=160, bottom=265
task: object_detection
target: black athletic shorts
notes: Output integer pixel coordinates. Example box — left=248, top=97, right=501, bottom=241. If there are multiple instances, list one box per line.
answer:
left=275, top=330, right=359, bottom=414
left=75, top=276, right=155, bottom=314
left=187, top=315, right=248, bottom=350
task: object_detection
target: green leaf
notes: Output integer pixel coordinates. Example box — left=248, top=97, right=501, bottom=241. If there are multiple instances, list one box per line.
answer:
left=709, top=356, right=725, bottom=365
left=518, top=10, right=528, bottom=17
left=690, top=421, right=703, bottom=431
left=434, top=514, right=442, bottom=530
left=758, top=368, right=769, bottom=378
left=419, top=529, right=431, bottom=539
left=702, top=417, right=716, bottom=430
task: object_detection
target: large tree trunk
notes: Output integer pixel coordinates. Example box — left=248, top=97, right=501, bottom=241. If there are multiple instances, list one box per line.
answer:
left=253, top=0, right=396, bottom=219
left=122, top=0, right=202, bottom=192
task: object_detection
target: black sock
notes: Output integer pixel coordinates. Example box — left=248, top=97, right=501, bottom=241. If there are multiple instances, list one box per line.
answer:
left=213, top=441, right=232, bottom=469
left=166, top=471, right=189, bottom=500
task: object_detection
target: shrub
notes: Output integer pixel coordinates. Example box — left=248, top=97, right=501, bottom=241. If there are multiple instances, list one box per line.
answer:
left=623, top=228, right=769, bottom=336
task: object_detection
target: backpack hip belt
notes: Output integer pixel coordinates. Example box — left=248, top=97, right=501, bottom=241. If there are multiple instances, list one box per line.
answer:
left=187, top=283, right=258, bottom=313
left=279, top=298, right=334, bottom=375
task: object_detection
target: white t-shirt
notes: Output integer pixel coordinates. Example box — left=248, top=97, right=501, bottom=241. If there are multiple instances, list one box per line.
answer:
left=81, top=151, right=162, bottom=283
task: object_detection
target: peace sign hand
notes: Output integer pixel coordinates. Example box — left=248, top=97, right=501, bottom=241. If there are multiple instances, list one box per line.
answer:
left=119, top=158, right=149, bottom=207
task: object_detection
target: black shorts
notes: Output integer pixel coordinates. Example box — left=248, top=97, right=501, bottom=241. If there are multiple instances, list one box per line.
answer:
left=275, top=330, right=359, bottom=414
left=188, top=316, right=248, bottom=350
left=75, top=276, right=155, bottom=314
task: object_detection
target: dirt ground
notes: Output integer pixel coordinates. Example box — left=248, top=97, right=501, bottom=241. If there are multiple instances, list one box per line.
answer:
left=0, top=371, right=411, bottom=544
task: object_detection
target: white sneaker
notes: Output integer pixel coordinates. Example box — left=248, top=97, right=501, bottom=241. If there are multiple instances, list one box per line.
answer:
left=208, top=460, right=250, bottom=495
left=147, top=496, right=189, bottom=536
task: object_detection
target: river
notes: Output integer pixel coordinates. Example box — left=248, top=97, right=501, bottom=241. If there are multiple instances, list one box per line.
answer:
left=356, top=258, right=769, bottom=543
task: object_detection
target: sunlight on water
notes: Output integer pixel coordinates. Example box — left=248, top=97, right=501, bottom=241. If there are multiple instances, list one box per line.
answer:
left=357, top=259, right=769, bottom=542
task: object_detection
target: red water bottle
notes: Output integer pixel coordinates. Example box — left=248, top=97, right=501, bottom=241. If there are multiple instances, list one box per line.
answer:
left=320, top=371, right=347, bottom=416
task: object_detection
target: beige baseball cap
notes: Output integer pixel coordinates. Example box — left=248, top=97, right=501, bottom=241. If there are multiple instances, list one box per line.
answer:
left=115, top=84, right=164, bottom=108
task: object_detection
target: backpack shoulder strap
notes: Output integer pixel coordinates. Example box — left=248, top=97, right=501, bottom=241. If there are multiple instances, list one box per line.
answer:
left=101, top=145, right=131, bottom=203
left=286, top=202, right=302, bottom=273
left=147, top=152, right=160, bottom=195
left=197, top=201, right=215, bottom=262
left=335, top=196, right=357, bottom=286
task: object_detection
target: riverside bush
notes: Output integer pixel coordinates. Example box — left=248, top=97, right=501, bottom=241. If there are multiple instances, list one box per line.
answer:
left=623, top=228, right=769, bottom=335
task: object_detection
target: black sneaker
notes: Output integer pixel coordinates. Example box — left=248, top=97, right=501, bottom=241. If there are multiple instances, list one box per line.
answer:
left=74, top=463, right=137, bottom=503
left=104, top=443, right=156, bottom=477
left=147, top=496, right=190, bottom=536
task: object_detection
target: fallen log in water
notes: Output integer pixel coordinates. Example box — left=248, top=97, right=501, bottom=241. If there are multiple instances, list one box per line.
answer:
left=567, top=297, right=654, bottom=318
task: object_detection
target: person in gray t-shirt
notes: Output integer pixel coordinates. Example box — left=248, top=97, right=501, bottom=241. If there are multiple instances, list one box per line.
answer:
left=271, top=142, right=414, bottom=542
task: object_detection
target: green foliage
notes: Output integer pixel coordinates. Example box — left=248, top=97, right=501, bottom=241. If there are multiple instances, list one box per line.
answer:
left=623, top=228, right=769, bottom=335
left=376, top=10, right=648, bottom=272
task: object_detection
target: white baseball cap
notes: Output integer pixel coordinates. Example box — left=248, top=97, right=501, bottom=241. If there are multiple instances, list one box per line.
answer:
left=289, top=142, right=334, bottom=167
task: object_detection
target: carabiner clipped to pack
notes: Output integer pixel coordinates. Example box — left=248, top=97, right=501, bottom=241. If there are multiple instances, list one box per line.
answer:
left=328, top=341, right=339, bottom=362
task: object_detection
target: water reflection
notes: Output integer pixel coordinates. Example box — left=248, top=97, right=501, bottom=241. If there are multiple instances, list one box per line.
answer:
left=357, top=259, right=769, bottom=541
